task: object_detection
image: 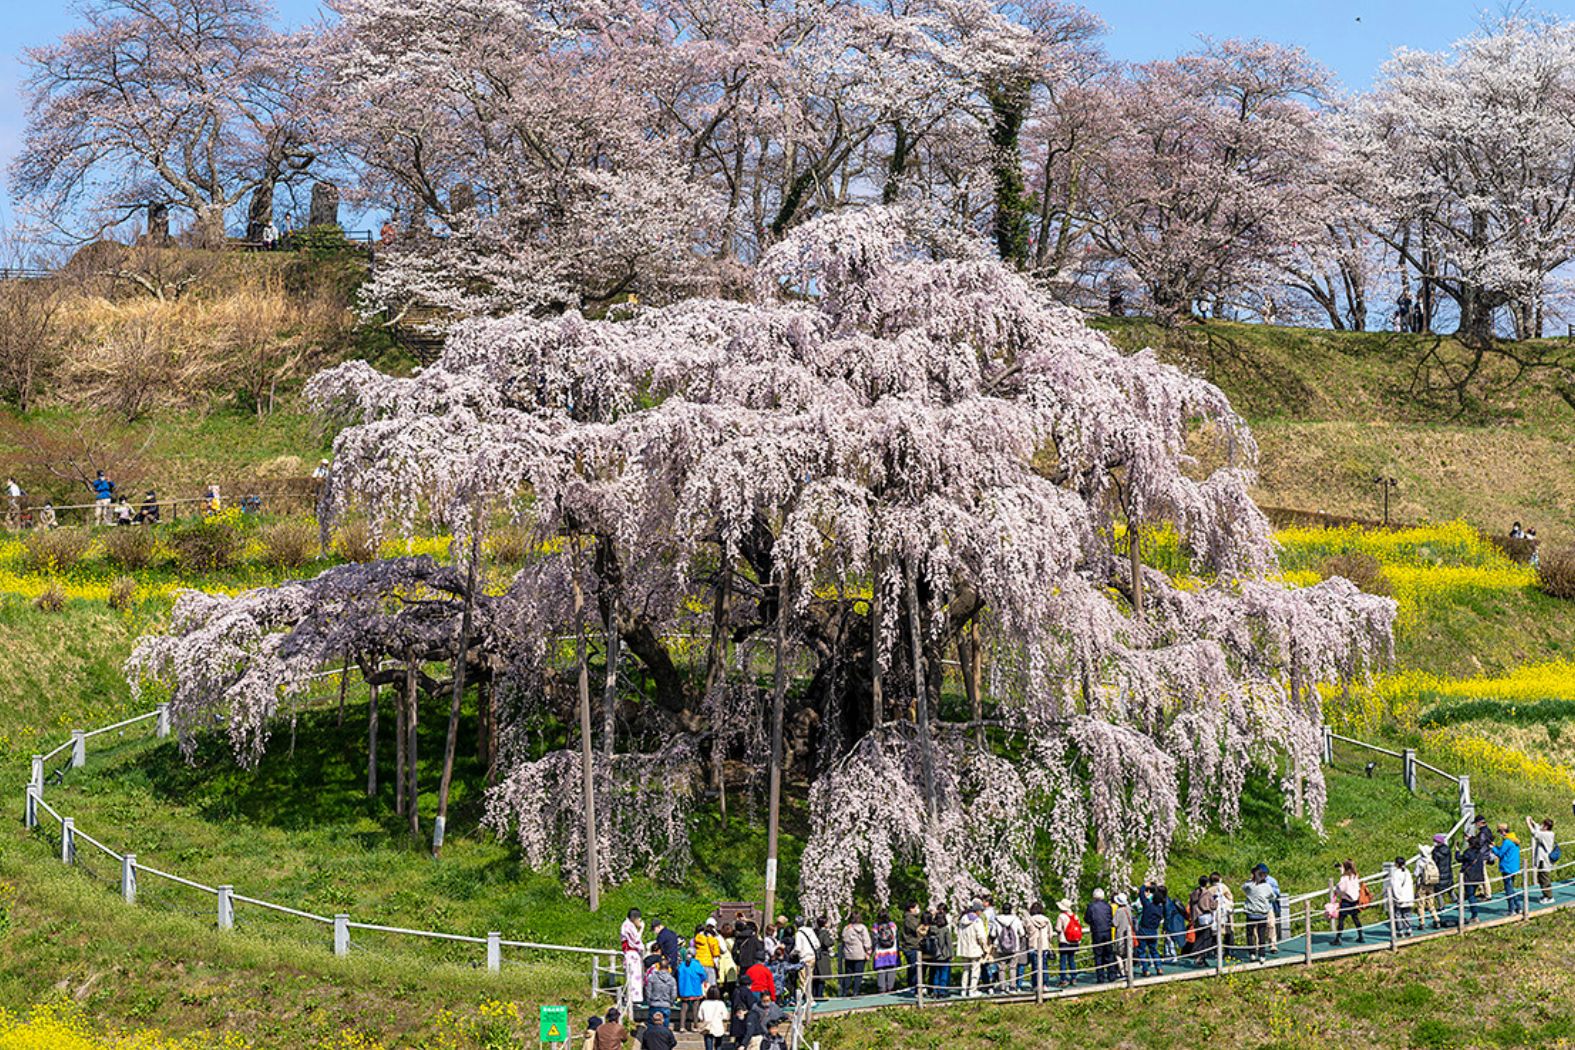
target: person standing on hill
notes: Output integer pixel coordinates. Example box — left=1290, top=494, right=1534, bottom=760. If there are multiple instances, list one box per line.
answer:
left=90, top=470, right=115, bottom=525
left=1458, top=838, right=1489, bottom=923
left=645, top=959, right=678, bottom=1021
left=900, top=902, right=924, bottom=990
left=1210, top=874, right=1236, bottom=959
left=1188, top=876, right=1216, bottom=964
left=792, top=917, right=819, bottom=1002
left=992, top=903, right=1025, bottom=992
left=696, top=988, right=728, bottom=1050
left=620, top=909, right=647, bottom=1005
left=925, top=906, right=955, bottom=996
left=1388, top=856, right=1416, bottom=937
left=676, top=952, right=710, bottom=1031
left=1025, top=902, right=1054, bottom=989
left=954, top=905, right=989, bottom=997
left=1135, top=884, right=1165, bottom=976
left=638, top=1010, right=676, bottom=1050
left=1331, top=860, right=1366, bottom=945
left=812, top=916, right=835, bottom=999
left=1054, top=898, right=1082, bottom=987
left=652, top=919, right=681, bottom=973
left=838, top=913, right=872, bottom=997
left=1431, top=833, right=1455, bottom=923
left=1414, top=842, right=1443, bottom=929
left=1526, top=817, right=1557, bottom=903
left=870, top=909, right=900, bottom=993
left=1111, top=894, right=1133, bottom=979
left=1493, top=824, right=1523, bottom=915
left=1242, top=868, right=1275, bottom=962
left=1084, top=888, right=1115, bottom=982
left=595, top=1008, right=628, bottom=1050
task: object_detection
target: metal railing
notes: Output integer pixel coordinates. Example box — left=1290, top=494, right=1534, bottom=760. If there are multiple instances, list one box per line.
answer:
left=20, top=672, right=618, bottom=977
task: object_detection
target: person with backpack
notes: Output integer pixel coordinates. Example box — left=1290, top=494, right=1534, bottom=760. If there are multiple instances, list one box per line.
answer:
left=1024, top=902, right=1054, bottom=991
left=838, top=913, right=872, bottom=997
left=870, top=910, right=900, bottom=993
left=1331, top=859, right=1366, bottom=945
left=923, top=906, right=954, bottom=997
left=992, top=903, right=1025, bottom=992
left=1412, top=843, right=1441, bottom=929
left=791, top=917, right=819, bottom=1002
left=1526, top=817, right=1558, bottom=904
left=1054, top=898, right=1082, bottom=987
left=1084, top=889, right=1116, bottom=982
left=954, top=905, right=989, bottom=997
left=1135, top=883, right=1166, bottom=976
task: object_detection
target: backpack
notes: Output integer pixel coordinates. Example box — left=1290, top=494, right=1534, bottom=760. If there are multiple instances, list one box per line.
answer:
left=875, top=922, right=896, bottom=950
left=1552, top=845, right=1563, bottom=864
left=1357, top=883, right=1372, bottom=908
left=1421, top=855, right=1440, bottom=884
left=996, top=921, right=1019, bottom=955
left=1063, top=915, right=1082, bottom=944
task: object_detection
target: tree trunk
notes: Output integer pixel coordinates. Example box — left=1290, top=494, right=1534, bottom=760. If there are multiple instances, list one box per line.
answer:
left=701, top=571, right=731, bottom=824
left=988, top=77, right=1032, bottom=269
left=246, top=149, right=281, bottom=242
left=870, top=559, right=884, bottom=727
left=367, top=683, right=379, bottom=798
left=959, top=622, right=984, bottom=750
left=572, top=556, right=601, bottom=911
left=602, top=610, right=621, bottom=761
left=763, top=569, right=791, bottom=927
left=336, top=650, right=350, bottom=727
left=1128, top=513, right=1144, bottom=622
left=394, top=674, right=407, bottom=817
left=905, top=564, right=938, bottom=824
left=434, top=524, right=482, bottom=857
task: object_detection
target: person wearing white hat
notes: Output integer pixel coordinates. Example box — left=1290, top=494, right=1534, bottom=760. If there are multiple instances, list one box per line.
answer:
left=1054, top=898, right=1081, bottom=988
left=1112, top=893, right=1133, bottom=980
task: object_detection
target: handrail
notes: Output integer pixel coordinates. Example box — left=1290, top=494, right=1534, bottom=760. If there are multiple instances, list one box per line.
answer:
left=1329, top=733, right=1402, bottom=759
left=228, top=893, right=331, bottom=924
left=82, top=712, right=159, bottom=739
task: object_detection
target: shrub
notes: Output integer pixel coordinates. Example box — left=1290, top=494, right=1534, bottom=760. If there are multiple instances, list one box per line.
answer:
left=1538, top=546, right=1575, bottom=600
left=102, top=525, right=157, bottom=569
left=22, top=528, right=90, bottom=574
left=1488, top=533, right=1539, bottom=564
left=1316, top=552, right=1391, bottom=596
left=33, top=582, right=66, bottom=613
left=487, top=524, right=533, bottom=566
left=108, top=575, right=137, bottom=610
left=332, top=520, right=377, bottom=563
left=169, top=516, right=243, bottom=572
left=261, top=520, right=320, bottom=568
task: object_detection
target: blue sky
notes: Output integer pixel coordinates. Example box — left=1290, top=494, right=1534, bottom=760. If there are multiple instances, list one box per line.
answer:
left=2, top=0, right=1571, bottom=227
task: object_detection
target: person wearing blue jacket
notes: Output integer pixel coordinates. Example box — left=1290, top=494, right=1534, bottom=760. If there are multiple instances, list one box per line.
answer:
left=1492, top=824, right=1524, bottom=915
left=1135, top=884, right=1166, bottom=976
left=675, top=954, right=710, bottom=1032
left=90, top=470, right=115, bottom=525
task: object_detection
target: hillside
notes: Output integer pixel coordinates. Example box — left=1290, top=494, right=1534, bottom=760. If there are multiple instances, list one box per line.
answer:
left=0, top=317, right=1572, bottom=1049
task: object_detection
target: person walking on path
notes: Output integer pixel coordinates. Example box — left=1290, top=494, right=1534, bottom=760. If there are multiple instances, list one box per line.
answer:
left=1331, top=860, right=1366, bottom=945
left=992, top=903, right=1025, bottom=992
left=1025, top=902, right=1054, bottom=990
left=1430, top=833, right=1455, bottom=926
left=595, top=1008, right=629, bottom=1050
left=1388, top=856, right=1416, bottom=937
left=639, top=1010, right=677, bottom=1050
left=696, top=988, right=728, bottom=1050
left=1413, top=842, right=1443, bottom=929
left=1492, top=824, right=1524, bottom=915
left=1242, top=868, right=1275, bottom=962
left=620, top=909, right=647, bottom=1006
left=1526, top=817, right=1558, bottom=903
left=1135, top=884, right=1166, bottom=976
left=1254, top=864, right=1283, bottom=955
left=676, top=953, right=710, bottom=1031
left=652, top=920, right=681, bottom=973
left=645, top=959, right=678, bottom=1021
left=1110, top=894, right=1134, bottom=979
left=1054, top=898, right=1082, bottom=987
left=1458, top=837, right=1489, bottom=923
left=1085, top=889, right=1116, bottom=982
left=871, top=910, right=901, bottom=993
left=955, top=905, right=990, bottom=998
left=1187, top=876, right=1216, bottom=965
left=811, top=917, right=835, bottom=1000
left=792, top=918, right=819, bottom=1002
left=925, top=906, right=955, bottom=996
left=583, top=1015, right=602, bottom=1050
left=900, top=902, right=924, bottom=990
left=838, top=913, right=872, bottom=997
left=1211, top=874, right=1236, bottom=960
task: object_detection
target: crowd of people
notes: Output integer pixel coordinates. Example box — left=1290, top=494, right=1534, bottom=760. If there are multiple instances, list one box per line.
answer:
left=603, top=810, right=1560, bottom=1045
left=3, top=468, right=251, bottom=531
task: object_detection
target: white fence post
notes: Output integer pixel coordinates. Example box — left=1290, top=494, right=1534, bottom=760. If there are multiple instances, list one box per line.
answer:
left=1402, top=749, right=1416, bottom=793
left=71, top=731, right=86, bottom=769
left=487, top=931, right=501, bottom=973
left=30, top=755, right=43, bottom=792
left=61, top=818, right=75, bottom=865
left=156, top=703, right=171, bottom=739
left=334, top=914, right=350, bottom=957
left=1303, top=901, right=1313, bottom=964
left=23, top=785, right=36, bottom=830
left=432, top=815, right=446, bottom=853
left=121, top=853, right=137, bottom=904
left=218, top=885, right=234, bottom=930
left=1458, top=775, right=1473, bottom=824
left=1321, top=725, right=1334, bottom=765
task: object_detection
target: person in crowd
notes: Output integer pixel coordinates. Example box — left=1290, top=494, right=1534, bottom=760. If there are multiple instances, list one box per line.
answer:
left=925, top=906, right=954, bottom=997
left=954, top=904, right=989, bottom=997
left=977, top=895, right=998, bottom=989
left=1331, top=859, right=1366, bottom=945
left=639, top=1010, right=676, bottom=1050
left=693, top=922, right=720, bottom=984
left=1431, top=832, right=1455, bottom=925
left=696, top=987, right=728, bottom=1050
left=1243, top=867, right=1276, bottom=962
left=1510, top=521, right=1524, bottom=539
left=114, top=495, right=134, bottom=525
left=1111, top=893, right=1134, bottom=979
left=811, top=916, right=835, bottom=999
left=594, top=1008, right=628, bottom=1050
left=791, top=916, right=819, bottom=1002
left=1388, top=856, right=1416, bottom=937
left=1470, top=814, right=1494, bottom=854
left=1526, top=817, right=1557, bottom=904
left=1493, top=823, right=1524, bottom=915
left=5, top=476, right=22, bottom=529
left=1163, top=888, right=1188, bottom=962
left=1085, top=888, right=1115, bottom=982
left=582, top=1015, right=601, bottom=1050
left=204, top=483, right=222, bottom=515
left=763, top=915, right=789, bottom=960
left=1210, top=873, right=1235, bottom=959
left=734, top=918, right=766, bottom=974
left=36, top=501, right=56, bottom=530
left=838, top=912, right=871, bottom=997
left=90, top=470, right=115, bottom=525
left=743, top=992, right=781, bottom=1044
left=1413, top=840, right=1443, bottom=929
left=651, top=919, right=680, bottom=973
left=758, top=1016, right=789, bottom=1050
left=767, top=945, right=802, bottom=1004
left=1135, top=883, right=1165, bottom=977
left=1395, top=291, right=1413, bottom=332
left=992, top=902, right=1025, bottom=992
left=715, top=922, right=739, bottom=1002
left=676, top=951, right=709, bottom=1031
left=899, top=902, right=924, bottom=989
left=1054, top=897, right=1081, bottom=987
left=645, top=958, right=678, bottom=1020
left=135, top=489, right=160, bottom=524
left=1458, top=833, right=1490, bottom=923
left=870, top=909, right=900, bottom=993
left=1025, top=901, right=1054, bottom=990
left=727, top=1001, right=749, bottom=1050
left=620, top=909, right=647, bottom=1005
left=1254, top=864, right=1283, bottom=955
left=1187, top=875, right=1216, bottom=964
left=743, top=955, right=776, bottom=1005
